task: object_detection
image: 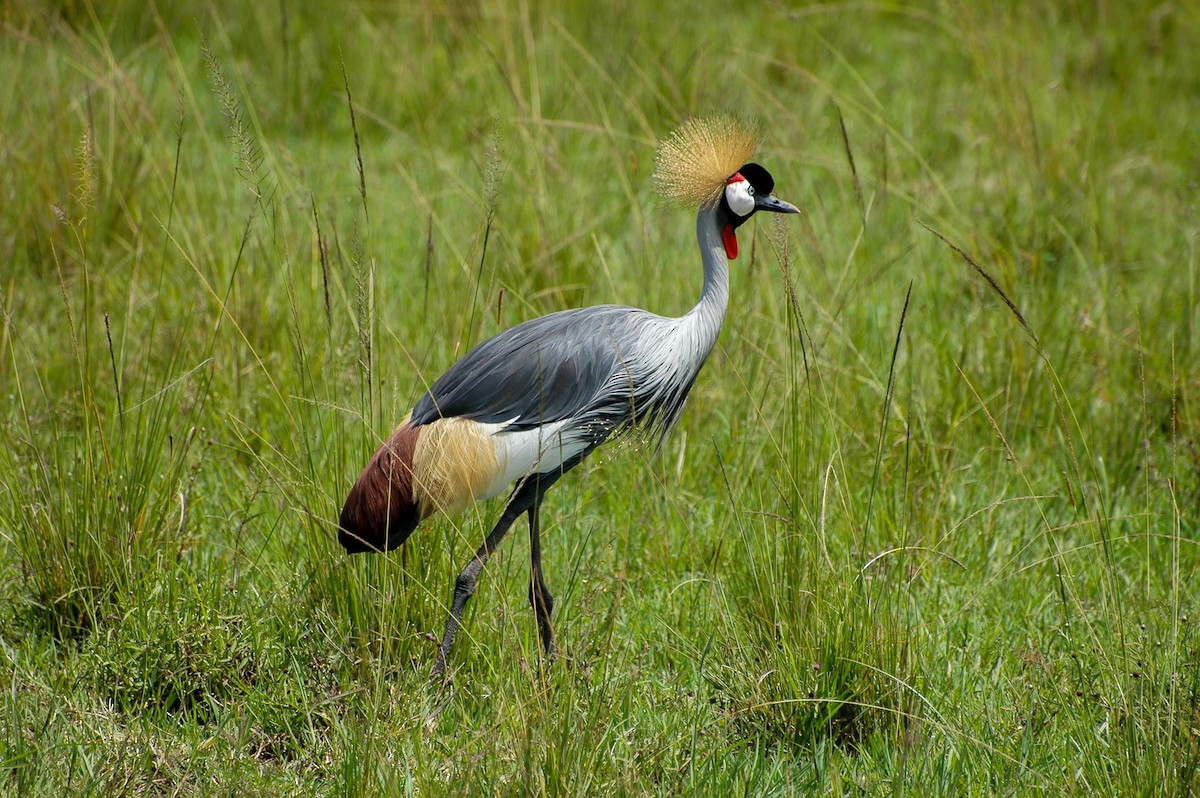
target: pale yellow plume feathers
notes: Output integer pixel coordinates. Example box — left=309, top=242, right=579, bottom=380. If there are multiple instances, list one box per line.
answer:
left=653, top=114, right=762, bottom=209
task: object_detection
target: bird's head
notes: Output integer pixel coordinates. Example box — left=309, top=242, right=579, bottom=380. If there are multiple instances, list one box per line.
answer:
left=717, top=162, right=799, bottom=259
left=654, top=114, right=799, bottom=259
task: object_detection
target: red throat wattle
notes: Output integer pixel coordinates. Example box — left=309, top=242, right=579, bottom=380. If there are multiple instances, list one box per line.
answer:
left=722, top=224, right=739, bottom=260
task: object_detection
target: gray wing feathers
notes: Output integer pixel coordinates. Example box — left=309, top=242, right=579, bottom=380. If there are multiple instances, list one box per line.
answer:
left=412, top=307, right=643, bottom=435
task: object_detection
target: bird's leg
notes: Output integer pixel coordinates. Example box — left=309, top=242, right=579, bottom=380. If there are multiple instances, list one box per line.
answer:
left=433, top=460, right=578, bottom=677
left=527, top=498, right=556, bottom=663
left=433, top=472, right=548, bottom=676
left=433, top=499, right=524, bottom=676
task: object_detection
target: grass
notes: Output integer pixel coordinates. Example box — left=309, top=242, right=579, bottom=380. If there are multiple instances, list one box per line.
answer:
left=1, top=0, right=1198, bottom=794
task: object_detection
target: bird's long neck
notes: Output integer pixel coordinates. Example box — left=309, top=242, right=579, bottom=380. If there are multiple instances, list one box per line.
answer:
left=682, top=204, right=730, bottom=355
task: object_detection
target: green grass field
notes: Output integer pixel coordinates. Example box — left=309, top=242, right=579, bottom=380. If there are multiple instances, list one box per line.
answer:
left=2, top=1, right=1198, bottom=794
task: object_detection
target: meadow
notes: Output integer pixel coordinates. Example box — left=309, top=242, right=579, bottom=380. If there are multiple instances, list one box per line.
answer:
left=1, top=1, right=1197, bottom=794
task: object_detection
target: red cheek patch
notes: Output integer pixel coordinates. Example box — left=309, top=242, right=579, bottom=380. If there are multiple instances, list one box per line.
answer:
left=722, top=224, right=739, bottom=260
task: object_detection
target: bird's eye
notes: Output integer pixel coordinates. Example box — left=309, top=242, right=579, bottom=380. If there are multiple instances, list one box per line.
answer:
left=747, top=186, right=756, bottom=196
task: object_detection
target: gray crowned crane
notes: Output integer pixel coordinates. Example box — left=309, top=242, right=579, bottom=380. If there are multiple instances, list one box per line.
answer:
left=338, top=115, right=799, bottom=674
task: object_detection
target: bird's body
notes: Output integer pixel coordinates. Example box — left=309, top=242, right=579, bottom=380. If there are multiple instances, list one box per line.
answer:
left=338, top=115, right=798, bottom=674
left=340, top=227, right=726, bottom=554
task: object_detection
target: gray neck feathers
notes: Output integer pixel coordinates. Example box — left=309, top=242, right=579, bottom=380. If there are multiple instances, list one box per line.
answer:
left=681, top=205, right=730, bottom=357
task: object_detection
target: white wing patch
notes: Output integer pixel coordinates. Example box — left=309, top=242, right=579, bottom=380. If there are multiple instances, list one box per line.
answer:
left=482, top=419, right=592, bottom=500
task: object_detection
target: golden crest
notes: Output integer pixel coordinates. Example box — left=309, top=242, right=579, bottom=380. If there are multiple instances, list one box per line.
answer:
left=653, top=114, right=762, bottom=208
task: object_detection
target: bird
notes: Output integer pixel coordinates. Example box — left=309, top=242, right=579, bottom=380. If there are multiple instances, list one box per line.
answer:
left=338, top=114, right=799, bottom=675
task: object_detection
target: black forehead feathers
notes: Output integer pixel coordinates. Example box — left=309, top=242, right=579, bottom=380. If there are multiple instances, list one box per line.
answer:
left=738, top=162, right=774, bottom=196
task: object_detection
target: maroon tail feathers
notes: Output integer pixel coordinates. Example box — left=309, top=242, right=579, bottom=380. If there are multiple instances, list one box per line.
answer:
left=339, top=423, right=422, bottom=554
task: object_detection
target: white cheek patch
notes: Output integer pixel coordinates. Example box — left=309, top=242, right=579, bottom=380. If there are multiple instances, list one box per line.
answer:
left=724, top=180, right=755, bottom=218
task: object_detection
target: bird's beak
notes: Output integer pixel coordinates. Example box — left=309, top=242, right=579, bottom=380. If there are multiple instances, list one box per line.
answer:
left=755, top=194, right=800, bottom=215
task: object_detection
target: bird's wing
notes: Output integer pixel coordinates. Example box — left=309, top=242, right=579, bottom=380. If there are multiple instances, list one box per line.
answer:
left=410, top=306, right=647, bottom=437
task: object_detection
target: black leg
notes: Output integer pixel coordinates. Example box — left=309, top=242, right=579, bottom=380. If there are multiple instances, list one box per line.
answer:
left=433, top=465, right=571, bottom=676
left=432, top=495, right=525, bottom=676
left=527, top=499, right=556, bottom=662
